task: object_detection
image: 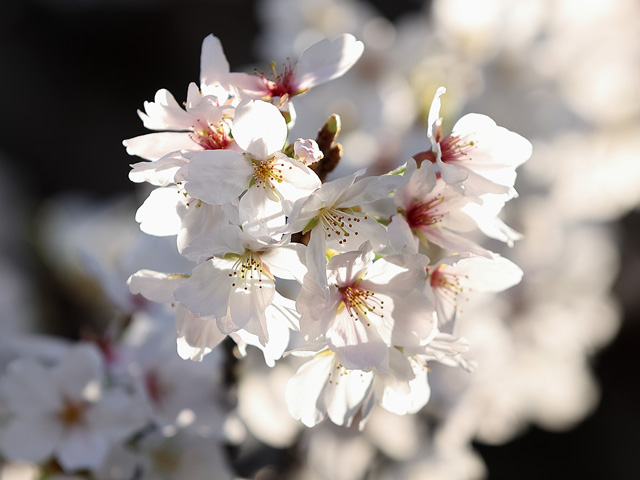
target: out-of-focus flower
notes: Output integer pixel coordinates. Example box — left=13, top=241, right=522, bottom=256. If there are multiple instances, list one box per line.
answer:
left=0, top=344, right=147, bottom=472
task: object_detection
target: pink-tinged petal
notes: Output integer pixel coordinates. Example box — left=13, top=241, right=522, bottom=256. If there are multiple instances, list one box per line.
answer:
left=175, top=306, right=225, bottom=361
left=138, top=89, right=195, bottom=131
left=328, top=309, right=389, bottom=371
left=427, top=86, right=446, bottom=143
left=174, top=258, right=234, bottom=319
left=56, top=427, right=109, bottom=471
left=52, top=345, right=103, bottom=402
left=261, top=243, right=307, bottom=283
left=388, top=214, right=419, bottom=254
left=395, top=160, right=437, bottom=209
left=199, top=34, right=230, bottom=87
left=129, top=154, right=186, bottom=186
left=1, top=361, right=62, bottom=415
left=224, top=72, right=269, bottom=97
left=286, top=352, right=334, bottom=427
left=295, top=34, right=364, bottom=90
left=127, top=269, right=188, bottom=304
left=232, top=100, right=286, bottom=159
left=184, top=150, right=252, bottom=205
left=0, top=416, right=61, bottom=463
left=294, top=138, right=323, bottom=165
left=135, top=186, right=182, bottom=237
left=362, top=253, right=429, bottom=295
left=123, top=132, right=197, bottom=161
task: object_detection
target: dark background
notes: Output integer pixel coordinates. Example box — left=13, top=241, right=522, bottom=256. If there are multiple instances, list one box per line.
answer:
left=1, top=0, right=638, bottom=478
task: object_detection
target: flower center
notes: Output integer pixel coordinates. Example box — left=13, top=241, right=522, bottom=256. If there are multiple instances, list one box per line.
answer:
left=318, top=208, right=366, bottom=246
left=406, top=195, right=446, bottom=228
left=191, top=121, right=232, bottom=150
left=339, top=285, right=384, bottom=326
left=263, top=60, right=300, bottom=98
left=228, top=252, right=273, bottom=290
left=251, top=159, right=286, bottom=190
left=439, top=133, right=476, bottom=164
left=59, top=399, right=86, bottom=427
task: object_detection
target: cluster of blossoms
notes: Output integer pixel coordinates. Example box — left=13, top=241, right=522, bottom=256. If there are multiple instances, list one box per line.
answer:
left=125, top=33, right=531, bottom=429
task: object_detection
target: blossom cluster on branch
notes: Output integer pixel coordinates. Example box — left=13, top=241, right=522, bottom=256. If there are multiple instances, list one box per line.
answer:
left=125, top=33, right=530, bottom=429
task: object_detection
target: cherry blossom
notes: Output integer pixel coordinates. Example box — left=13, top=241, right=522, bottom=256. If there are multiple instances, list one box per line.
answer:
left=415, top=86, right=532, bottom=198
left=0, top=345, right=146, bottom=472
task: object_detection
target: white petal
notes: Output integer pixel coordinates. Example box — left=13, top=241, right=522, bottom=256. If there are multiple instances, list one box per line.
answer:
left=56, top=427, right=109, bottom=471
left=337, top=174, right=405, bottom=208
left=87, top=389, right=148, bottom=442
left=174, top=258, right=234, bottom=319
left=324, top=364, right=374, bottom=427
left=139, top=89, right=194, bottom=131
left=127, top=269, right=188, bottom=303
left=427, top=86, right=446, bottom=143
left=175, top=305, right=225, bottom=361
left=199, top=34, right=230, bottom=87
left=328, top=310, right=389, bottom=371
left=232, top=100, right=287, bottom=159
left=1, top=361, right=61, bottom=415
left=129, top=156, right=184, bottom=187
left=305, top=230, right=330, bottom=293
left=52, top=345, right=103, bottom=402
left=123, top=132, right=197, bottom=161
left=0, top=416, right=61, bottom=464
left=295, top=34, right=365, bottom=90
left=184, top=150, right=252, bottom=205
left=387, top=214, right=419, bottom=254
left=135, top=186, right=182, bottom=237
left=363, top=253, right=429, bottom=295
left=238, top=186, right=286, bottom=233
left=261, top=244, right=307, bottom=283
left=285, top=353, right=334, bottom=427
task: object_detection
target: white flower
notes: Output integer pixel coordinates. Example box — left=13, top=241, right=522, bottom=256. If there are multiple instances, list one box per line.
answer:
left=123, top=83, right=235, bottom=162
left=183, top=100, right=321, bottom=227
left=174, top=224, right=306, bottom=344
left=418, top=86, right=532, bottom=198
left=388, top=160, right=491, bottom=256
left=286, top=171, right=403, bottom=291
left=286, top=349, right=374, bottom=428
left=0, top=345, right=147, bottom=472
left=427, top=254, right=523, bottom=327
left=241, top=34, right=364, bottom=100
left=296, top=242, right=435, bottom=372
